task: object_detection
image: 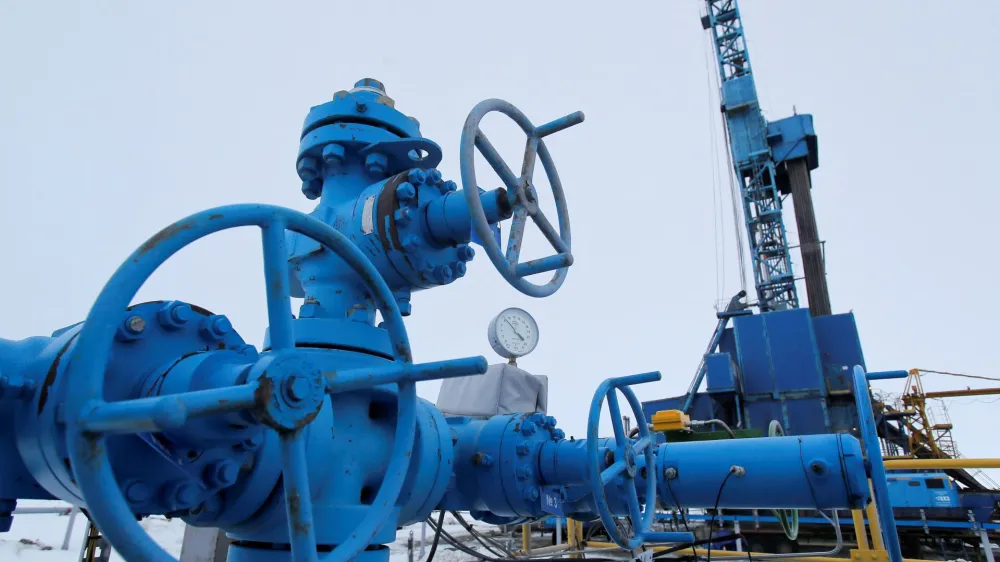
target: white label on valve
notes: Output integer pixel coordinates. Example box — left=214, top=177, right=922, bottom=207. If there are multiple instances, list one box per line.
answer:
left=362, top=195, right=376, bottom=235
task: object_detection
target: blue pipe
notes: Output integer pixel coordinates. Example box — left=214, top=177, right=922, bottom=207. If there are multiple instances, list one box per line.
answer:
left=853, top=366, right=904, bottom=562
left=866, top=370, right=910, bottom=381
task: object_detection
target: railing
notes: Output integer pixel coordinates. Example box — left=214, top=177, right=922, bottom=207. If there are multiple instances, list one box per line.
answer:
left=11, top=503, right=80, bottom=552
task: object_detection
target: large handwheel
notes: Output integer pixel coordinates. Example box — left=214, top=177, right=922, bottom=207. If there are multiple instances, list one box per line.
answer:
left=587, top=371, right=688, bottom=550
left=767, top=421, right=800, bottom=540
left=62, top=204, right=487, bottom=562
left=460, top=99, right=584, bottom=298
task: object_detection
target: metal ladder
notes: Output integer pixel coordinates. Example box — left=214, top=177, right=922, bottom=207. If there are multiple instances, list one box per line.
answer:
left=78, top=518, right=112, bottom=562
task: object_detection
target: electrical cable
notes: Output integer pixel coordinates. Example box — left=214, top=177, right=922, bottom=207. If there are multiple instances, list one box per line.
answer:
left=651, top=533, right=741, bottom=559
left=449, top=511, right=511, bottom=558
left=424, top=509, right=446, bottom=562
left=426, top=514, right=619, bottom=562
left=708, top=510, right=841, bottom=561
left=916, top=369, right=1000, bottom=383
left=706, top=468, right=737, bottom=562
left=690, top=419, right=736, bottom=439
left=664, top=478, right=691, bottom=532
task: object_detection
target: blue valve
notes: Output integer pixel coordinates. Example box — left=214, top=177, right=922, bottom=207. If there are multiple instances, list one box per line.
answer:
left=587, top=371, right=693, bottom=549
left=61, top=204, right=488, bottom=562
left=460, top=99, right=584, bottom=298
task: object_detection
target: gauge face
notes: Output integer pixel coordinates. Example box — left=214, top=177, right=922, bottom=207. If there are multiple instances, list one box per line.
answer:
left=488, top=308, right=539, bottom=359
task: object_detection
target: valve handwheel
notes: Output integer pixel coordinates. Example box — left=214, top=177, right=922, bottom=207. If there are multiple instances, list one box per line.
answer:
left=768, top=420, right=800, bottom=541
left=587, top=371, right=666, bottom=550
left=460, top=99, right=584, bottom=298
left=62, top=204, right=486, bottom=562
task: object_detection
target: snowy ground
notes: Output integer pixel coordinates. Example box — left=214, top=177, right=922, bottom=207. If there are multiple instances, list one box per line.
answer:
left=2, top=500, right=509, bottom=561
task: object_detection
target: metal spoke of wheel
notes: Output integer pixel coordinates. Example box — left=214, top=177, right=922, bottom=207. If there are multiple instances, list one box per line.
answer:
left=474, top=129, right=520, bottom=191
left=505, top=206, right=528, bottom=263
left=262, top=220, right=294, bottom=351
left=280, top=429, right=318, bottom=562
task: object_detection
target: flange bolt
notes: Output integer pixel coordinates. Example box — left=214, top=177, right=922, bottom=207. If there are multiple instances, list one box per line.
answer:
left=457, top=245, right=475, bottom=262
left=297, top=157, right=319, bottom=181
left=157, top=301, right=193, bottom=330
left=396, top=182, right=416, bottom=202
left=365, top=153, right=388, bottom=176
left=322, top=143, right=346, bottom=166
left=204, top=460, right=240, bottom=489
left=116, top=315, right=147, bottom=342
left=200, top=315, right=232, bottom=342
left=521, top=420, right=537, bottom=436
left=407, top=169, right=427, bottom=185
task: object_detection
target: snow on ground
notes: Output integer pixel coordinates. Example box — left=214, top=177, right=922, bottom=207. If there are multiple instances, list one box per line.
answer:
left=2, top=500, right=185, bottom=561
left=2, top=501, right=501, bottom=561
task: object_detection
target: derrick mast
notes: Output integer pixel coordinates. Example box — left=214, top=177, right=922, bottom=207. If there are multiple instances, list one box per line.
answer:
left=702, top=0, right=830, bottom=315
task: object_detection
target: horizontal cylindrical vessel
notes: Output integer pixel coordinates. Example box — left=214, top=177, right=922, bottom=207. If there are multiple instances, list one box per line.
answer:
left=653, top=434, right=870, bottom=510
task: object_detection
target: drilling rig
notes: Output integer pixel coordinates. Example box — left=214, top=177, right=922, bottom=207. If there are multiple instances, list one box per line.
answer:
left=642, top=1, right=999, bottom=560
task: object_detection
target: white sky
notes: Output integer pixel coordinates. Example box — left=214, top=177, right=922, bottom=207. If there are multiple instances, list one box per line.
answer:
left=0, top=1, right=996, bottom=475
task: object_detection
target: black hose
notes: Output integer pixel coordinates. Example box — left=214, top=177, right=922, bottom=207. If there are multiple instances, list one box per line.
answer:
left=706, top=470, right=736, bottom=562
left=665, top=479, right=692, bottom=532
left=424, top=510, right=446, bottom=562
left=449, top=510, right=511, bottom=558
left=427, top=515, right=619, bottom=562
left=652, top=533, right=740, bottom=559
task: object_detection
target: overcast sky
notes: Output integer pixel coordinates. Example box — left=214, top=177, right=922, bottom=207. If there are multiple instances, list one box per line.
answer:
left=1, top=1, right=997, bottom=476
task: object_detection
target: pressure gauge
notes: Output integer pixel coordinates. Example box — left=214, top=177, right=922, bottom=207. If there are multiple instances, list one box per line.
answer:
left=487, top=308, right=539, bottom=360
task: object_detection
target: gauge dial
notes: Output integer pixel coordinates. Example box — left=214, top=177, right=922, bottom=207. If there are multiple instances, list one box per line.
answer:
left=487, top=307, right=539, bottom=359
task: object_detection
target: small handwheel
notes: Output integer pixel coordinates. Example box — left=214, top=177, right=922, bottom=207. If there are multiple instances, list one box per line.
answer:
left=460, top=99, right=584, bottom=298
left=768, top=421, right=800, bottom=540
left=587, top=372, right=662, bottom=550
left=62, top=204, right=486, bottom=562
